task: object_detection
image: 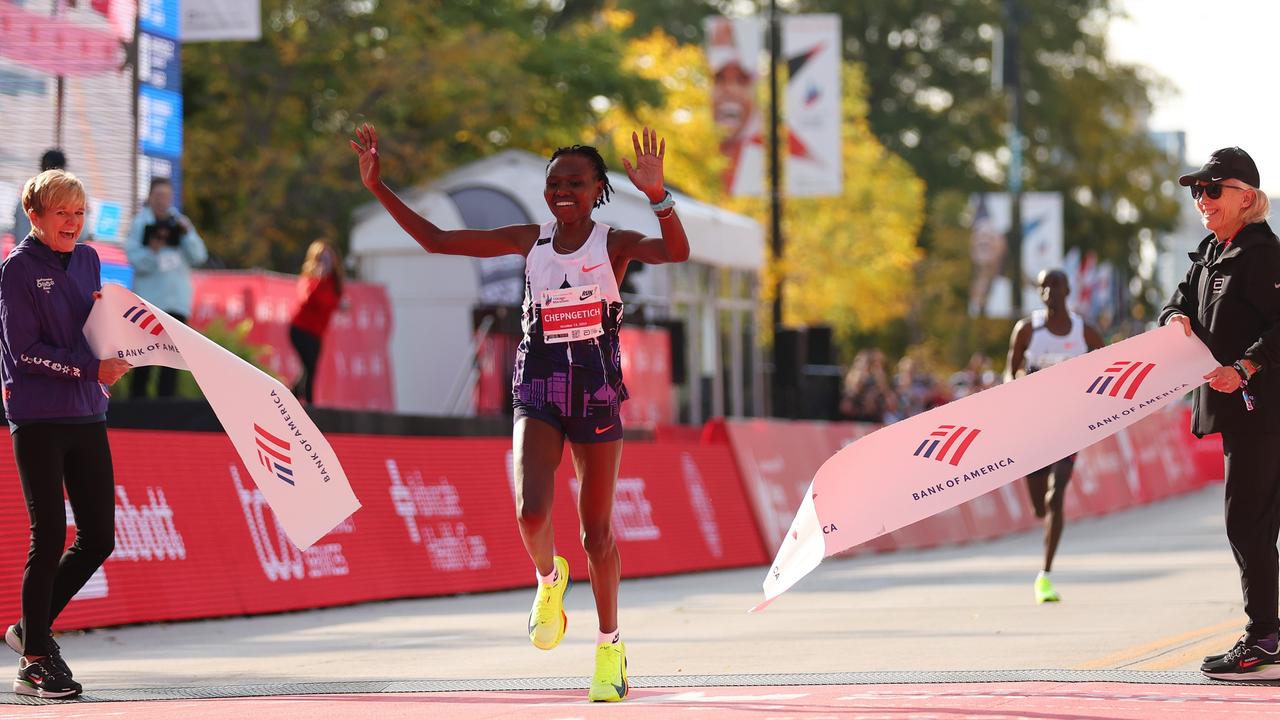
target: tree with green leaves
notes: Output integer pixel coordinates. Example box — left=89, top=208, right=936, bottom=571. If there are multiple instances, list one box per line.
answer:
left=182, top=0, right=661, bottom=270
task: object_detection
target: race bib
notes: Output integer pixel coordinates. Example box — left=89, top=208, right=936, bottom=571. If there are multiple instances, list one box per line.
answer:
left=539, top=284, right=604, bottom=344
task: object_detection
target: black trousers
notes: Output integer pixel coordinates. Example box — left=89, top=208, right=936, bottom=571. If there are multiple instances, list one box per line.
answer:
left=1221, top=430, right=1280, bottom=639
left=289, top=325, right=322, bottom=403
left=129, top=312, right=187, bottom=398
left=13, top=422, right=115, bottom=656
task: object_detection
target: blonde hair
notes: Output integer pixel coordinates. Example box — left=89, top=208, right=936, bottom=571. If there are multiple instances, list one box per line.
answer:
left=300, top=240, right=345, bottom=293
left=1239, top=183, right=1272, bottom=225
left=22, top=169, right=85, bottom=217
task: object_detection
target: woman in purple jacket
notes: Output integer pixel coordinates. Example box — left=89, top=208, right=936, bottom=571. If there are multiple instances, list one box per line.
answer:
left=0, top=170, right=130, bottom=699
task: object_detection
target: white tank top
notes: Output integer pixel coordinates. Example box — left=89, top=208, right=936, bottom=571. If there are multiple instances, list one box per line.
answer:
left=525, top=221, right=621, bottom=304
left=513, top=221, right=628, bottom=417
left=1024, top=309, right=1088, bottom=372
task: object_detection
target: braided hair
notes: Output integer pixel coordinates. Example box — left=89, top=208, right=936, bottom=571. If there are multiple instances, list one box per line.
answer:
left=547, top=145, right=613, bottom=208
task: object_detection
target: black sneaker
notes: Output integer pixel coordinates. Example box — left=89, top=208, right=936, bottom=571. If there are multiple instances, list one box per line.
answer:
left=1203, top=635, right=1245, bottom=665
left=5, top=624, right=72, bottom=679
left=1202, top=637, right=1280, bottom=680
left=13, top=657, right=81, bottom=699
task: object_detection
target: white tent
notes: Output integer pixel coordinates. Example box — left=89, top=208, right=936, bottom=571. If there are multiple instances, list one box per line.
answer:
left=350, top=150, right=765, bottom=418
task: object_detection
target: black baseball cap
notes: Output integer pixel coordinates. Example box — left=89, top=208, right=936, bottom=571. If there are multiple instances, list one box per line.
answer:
left=1179, top=146, right=1260, bottom=188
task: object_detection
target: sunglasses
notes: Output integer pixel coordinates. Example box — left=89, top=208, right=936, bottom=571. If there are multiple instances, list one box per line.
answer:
left=1190, top=182, right=1248, bottom=200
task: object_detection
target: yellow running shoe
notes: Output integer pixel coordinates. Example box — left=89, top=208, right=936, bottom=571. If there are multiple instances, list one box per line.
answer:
left=588, top=640, right=628, bottom=702
left=1034, top=574, right=1061, bottom=604
left=528, top=555, right=570, bottom=650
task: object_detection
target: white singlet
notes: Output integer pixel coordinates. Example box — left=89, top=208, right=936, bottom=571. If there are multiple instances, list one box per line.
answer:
left=1024, top=309, right=1088, bottom=372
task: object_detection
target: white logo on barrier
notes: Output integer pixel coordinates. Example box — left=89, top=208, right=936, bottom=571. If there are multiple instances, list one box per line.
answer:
left=386, top=459, right=490, bottom=572
left=1157, top=435, right=1189, bottom=487
left=750, top=455, right=796, bottom=541
left=114, top=486, right=185, bottom=561
left=569, top=476, right=660, bottom=541
left=681, top=453, right=723, bottom=557
left=1113, top=432, right=1144, bottom=497
left=998, top=482, right=1025, bottom=523
left=231, top=465, right=351, bottom=581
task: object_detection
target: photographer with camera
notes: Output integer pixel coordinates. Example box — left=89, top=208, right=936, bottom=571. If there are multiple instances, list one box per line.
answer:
left=123, top=177, right=207, bottom=398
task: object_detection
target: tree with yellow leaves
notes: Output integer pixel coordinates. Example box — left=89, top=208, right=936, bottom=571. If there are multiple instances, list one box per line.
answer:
left=597, top=19, right=925, bottom=350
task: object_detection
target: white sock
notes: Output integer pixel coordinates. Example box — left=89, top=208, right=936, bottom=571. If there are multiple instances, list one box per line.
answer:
left=598, top=629, right=620, bottom=646
left=537, top=563, right=558, bottom=586
left=1037, top=570, right=1050, bottom=580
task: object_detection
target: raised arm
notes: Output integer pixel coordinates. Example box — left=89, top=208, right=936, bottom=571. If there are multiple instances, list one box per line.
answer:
left=351, top=123, right=537, bottom=258
left=610, top=128, right=690, bottom=265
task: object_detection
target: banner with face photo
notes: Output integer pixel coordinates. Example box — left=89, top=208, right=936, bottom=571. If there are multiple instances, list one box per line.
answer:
left=84, top=284, right=360, bottom=550
left=968, top=192, right=1065, bottom=318
left=704, top=15, right=765, bottom=197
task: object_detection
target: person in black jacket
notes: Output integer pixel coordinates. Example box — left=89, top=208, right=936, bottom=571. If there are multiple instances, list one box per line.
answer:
left=1161, top=147, right=1280, bottom=680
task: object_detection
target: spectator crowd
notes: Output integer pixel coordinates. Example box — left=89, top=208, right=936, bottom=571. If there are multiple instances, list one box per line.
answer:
left=838, top=350, right=998, bottom=424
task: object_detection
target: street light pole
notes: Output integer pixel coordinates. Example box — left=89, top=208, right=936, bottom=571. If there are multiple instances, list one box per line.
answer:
left=1004, top=0, right=1024, bottom=317
left=768, top=0, right=787, bottom=415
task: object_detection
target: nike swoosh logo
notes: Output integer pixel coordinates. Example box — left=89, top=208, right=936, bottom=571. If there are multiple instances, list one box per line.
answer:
left=1241, top=658, right=1264, bottom=668
left=582, top=263, right=606, bottom=273
left=595, top=424, right=616, bottom=435
left=1274, top=282, right=1280, bottom=288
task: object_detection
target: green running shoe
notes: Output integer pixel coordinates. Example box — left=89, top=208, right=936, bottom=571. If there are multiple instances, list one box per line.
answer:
left=1034, top=574, right=1061, bottom=604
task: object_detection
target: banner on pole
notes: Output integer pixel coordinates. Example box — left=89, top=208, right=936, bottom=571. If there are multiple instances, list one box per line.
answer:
left=968, top=192, right=1064, bottom=318
left=704, top=15, right=765, bottom=197
left=782, top=14, right=842, bottom=197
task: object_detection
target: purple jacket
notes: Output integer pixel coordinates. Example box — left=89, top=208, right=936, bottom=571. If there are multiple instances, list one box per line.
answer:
left=0, top=237, right=105, bottom=422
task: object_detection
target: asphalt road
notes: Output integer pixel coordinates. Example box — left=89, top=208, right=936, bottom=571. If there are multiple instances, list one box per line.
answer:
left=36, top=482, right=1244, bottom=689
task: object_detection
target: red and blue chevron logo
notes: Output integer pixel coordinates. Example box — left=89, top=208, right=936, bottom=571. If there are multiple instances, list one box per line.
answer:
left=254, top=423, right=294, bottom=486
left=122, top=305, right=164, bottom=336
left=913, top=424, right=981, bottom=466
left=1087, top=360, right=1156, bottom=400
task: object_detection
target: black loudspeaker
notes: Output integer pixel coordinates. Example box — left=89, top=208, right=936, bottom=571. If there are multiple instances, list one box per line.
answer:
left=774, top=329, right=803, bottom=388
left=806, top=325, right=833, bottom=367
left=800, top=373, right=842, bottom=420
left=653, top=319, right=686, bottom=381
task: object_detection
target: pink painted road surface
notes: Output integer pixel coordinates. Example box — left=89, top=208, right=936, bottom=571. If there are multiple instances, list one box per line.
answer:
left=4, top=682, right=1280, bottom=720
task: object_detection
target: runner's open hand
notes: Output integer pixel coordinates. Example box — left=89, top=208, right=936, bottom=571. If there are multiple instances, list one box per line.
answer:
left=350, top=123, right=381, bottom=191
left=622, top=127, right=666, bottom=203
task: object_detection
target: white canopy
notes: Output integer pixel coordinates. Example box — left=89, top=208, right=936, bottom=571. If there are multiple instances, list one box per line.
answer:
left=352, top=149, right=764, bottom=270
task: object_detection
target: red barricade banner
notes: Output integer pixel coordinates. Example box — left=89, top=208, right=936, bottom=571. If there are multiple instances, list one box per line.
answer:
left=619, top=327, right=675, bottom=429
left=0, top=429, right=765, bottom=631
left=190, top=271, right=395, bottom=411
left=722, top=419, right=841, bottom=556
left=1068, top=435, right=1137, bottom=517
